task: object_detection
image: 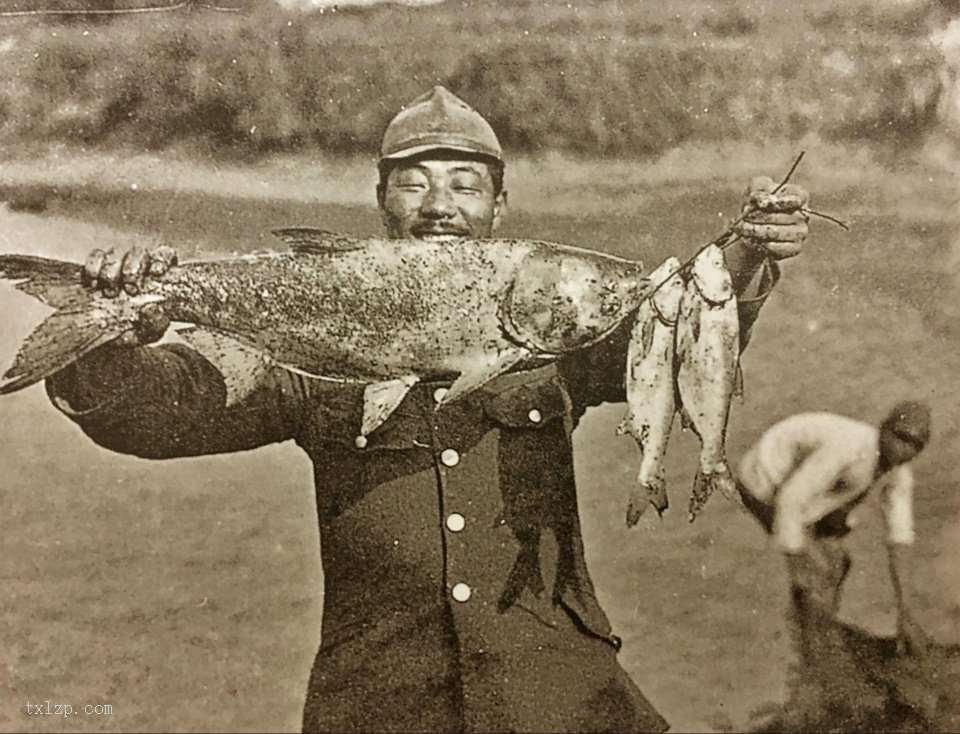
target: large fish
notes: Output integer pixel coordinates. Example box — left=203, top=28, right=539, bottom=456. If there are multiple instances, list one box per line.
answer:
left=617, top=256, right=685, bottom=526
left=674, top=244, right=741, bottom=521
left=0, top=228, right=652, bottom=437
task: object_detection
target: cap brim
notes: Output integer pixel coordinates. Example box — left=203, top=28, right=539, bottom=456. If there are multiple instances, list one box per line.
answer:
left=380, top=143, right=502, bottom=161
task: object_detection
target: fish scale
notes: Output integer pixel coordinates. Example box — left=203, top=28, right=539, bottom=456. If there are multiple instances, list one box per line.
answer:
left=618, top=256, right=684, bottom=525
left=1, top=231, right=746, bottom=519
left=0, top=229, right=649, bottom=437
left=674, top=244, right=742, bottom=521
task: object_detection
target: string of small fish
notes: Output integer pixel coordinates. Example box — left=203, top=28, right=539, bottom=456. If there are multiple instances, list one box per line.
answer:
left=617, top=152, right=848, bottom=524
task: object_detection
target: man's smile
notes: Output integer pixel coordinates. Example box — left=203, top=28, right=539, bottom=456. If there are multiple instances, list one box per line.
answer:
left=411, top=225, right=470, bottom=241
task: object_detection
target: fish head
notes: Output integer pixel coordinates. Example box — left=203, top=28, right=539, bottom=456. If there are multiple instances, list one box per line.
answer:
left=690, top=244, right=733, bottom=305
left=648, top=256, right=685, bottom=322
left=502, top=249, right=649, bottom=354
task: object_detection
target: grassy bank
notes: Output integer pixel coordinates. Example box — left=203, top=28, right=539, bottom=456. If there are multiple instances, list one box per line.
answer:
left=0, top=0, right=951, bottom=158
left=1, top=144, right=958, bottom=732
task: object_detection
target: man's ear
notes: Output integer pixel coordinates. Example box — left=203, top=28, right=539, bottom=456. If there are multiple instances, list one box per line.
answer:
left=492, top=190, right=508, bottom=232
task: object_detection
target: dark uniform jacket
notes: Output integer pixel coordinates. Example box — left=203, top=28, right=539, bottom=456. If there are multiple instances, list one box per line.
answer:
left=46, top=248, right=778, bottom=733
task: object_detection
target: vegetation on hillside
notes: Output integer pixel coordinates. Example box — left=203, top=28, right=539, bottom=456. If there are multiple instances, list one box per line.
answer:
left=0, top=0, right=951, bottom=158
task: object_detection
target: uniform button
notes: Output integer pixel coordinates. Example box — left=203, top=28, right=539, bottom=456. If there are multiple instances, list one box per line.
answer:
left=446, top=513, right=465, bottom=532
left=433, top=387, right=449, bottom=404
left=354, top=435, right=368, bottom=449
left=440, top=448, right=460, bottom=467
left=528, top=409, right=542, bottom=423
left=451, top=583, right=472, bottom=602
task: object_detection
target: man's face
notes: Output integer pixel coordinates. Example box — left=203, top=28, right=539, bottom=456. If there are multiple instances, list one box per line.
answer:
left=379, top=157, right=506, bottom=240
left=878, top=427, right=923, bottom=469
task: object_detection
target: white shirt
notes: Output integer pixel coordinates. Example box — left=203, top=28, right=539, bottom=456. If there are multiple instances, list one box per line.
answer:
left=738, top=412, right=915, bottom=553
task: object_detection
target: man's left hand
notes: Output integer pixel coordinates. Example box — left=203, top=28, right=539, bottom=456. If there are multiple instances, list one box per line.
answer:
left=734, top=176, right=809, bottom=260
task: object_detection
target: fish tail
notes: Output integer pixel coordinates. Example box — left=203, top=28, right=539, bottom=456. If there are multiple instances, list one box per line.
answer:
left=687, top=466, right=739, bottom=522
left=0, top=255, right=134, bottom=394
left=626, top=475, right=669, bottom=527
left=0, top=254, right=85, bottom=306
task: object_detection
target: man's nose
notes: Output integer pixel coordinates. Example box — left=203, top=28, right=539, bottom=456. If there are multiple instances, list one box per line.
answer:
left=421, top=186, right=457, bottom=218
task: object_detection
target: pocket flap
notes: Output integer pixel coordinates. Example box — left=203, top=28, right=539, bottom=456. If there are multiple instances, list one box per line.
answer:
left=482, top=365, right=569, bottom=429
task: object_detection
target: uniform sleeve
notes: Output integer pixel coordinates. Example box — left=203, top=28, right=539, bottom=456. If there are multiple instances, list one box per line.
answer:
left=561, top=241, right=782, bottom=416
left=45, top=342, right=310, bottom=459
left=772, top=452, right=849, bottom=554
left=723, top=242, right=781, bottom=352
left=882, top=465, right=915, bottom=546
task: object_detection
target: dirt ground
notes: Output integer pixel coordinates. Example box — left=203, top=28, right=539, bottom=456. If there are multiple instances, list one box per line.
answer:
left=0, top=145, right=958, bottom=732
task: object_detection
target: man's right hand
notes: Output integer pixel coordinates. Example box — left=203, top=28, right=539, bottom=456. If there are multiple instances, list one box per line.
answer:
left=733, top=176, right=809, bottom=261
left=81, top=245, right=178, bottom=345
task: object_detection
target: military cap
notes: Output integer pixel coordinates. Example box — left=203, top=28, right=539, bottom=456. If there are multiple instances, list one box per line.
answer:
left=380, top=85, right=502, bottom=162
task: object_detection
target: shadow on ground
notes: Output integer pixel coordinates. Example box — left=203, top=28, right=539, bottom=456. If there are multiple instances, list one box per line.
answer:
left=751, top=592, right=960, bottom=733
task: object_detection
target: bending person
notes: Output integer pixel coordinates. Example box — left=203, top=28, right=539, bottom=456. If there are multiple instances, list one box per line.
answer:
left=737, top=402, right=931, bottom=642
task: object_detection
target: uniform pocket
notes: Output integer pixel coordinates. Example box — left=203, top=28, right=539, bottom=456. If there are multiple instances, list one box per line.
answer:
left=482, top=365, right=570, bottom=429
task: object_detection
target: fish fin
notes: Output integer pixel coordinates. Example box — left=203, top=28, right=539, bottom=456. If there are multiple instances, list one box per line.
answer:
left=0, top=254, right=85, bottom=307
left=639, top=315, right=656, bottom=358
left=177, top=326, right=272, bottom=406
left=440, top=346, right=532, bottom=405
left=690, top=305, right=701, bottom=342
left=687, top=467, right=740, bottom=522
left=176, top=322, right=360, bottom=386
left=626, top=490, right=647, bottom=527
left=0, top=306, right=127, bottom=394
left=626, top=476, right=669, bottom=527
left=271, top=227, right=364, bottom=254
left=688, top=469, right=711, bottom=522
left=361, top=375, right=420, bottom=436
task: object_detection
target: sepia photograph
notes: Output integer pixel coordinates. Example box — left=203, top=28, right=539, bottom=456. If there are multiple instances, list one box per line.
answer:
left=0, top=0, right=958, bottom=731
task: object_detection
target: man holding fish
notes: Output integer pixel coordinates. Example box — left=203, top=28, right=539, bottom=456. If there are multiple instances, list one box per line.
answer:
left=33, top=87, right=809, bottom=732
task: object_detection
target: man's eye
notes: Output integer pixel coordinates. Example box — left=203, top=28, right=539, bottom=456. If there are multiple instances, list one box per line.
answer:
left=397, top=183, right=426, bottom=192
left=454, top=186, right=482, bottom=195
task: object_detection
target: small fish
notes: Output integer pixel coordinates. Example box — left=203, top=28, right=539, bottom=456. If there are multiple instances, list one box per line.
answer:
left=674, top=244, right=741, bottom=521
left=0, top=229, right=651, bottom=438
left=618, top=257, right=684, bottom=525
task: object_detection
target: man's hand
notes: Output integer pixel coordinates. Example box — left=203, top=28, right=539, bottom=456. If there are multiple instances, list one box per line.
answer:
left=733, top=176, right=809, bottom=261
left=81, top=245, right=178, bottom=345
left=887, top=541, right=912, bottom=654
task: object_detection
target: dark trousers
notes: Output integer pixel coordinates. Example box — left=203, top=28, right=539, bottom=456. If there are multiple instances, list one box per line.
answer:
left=736, top=480, right=853, bottom=613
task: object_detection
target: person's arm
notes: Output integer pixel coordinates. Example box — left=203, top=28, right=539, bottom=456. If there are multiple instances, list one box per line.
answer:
left=723, top=242, right=781, bottom=352
left=881, top=465, right=915, bottom=647
left=728, top=177, right=808, bottom=350
left=46, top=341, right=310, bottom=459
left=44, top=244, right=308, bottom=459
left=882, top=464, right=916, bottom=547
